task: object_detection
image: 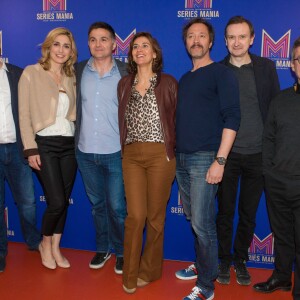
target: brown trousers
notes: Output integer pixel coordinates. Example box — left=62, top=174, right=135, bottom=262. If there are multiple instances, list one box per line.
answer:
left=122, top=142, right=176, bottom=288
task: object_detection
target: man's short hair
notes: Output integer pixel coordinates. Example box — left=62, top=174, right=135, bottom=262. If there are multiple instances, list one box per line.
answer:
left=88, top=22, right=116, bottom=39
left=224, top=16, right=255, bottom=37
left=292, top=37, right=300, bottom=59
left=182, top=18, right=214, bottom=45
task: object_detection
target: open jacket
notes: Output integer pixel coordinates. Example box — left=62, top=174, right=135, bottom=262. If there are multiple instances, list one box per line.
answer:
left=18, top=63, right=76, bottom=157
left=220, top=53, right=280, bottom=124
left=118, top=72, right=177, bottom=160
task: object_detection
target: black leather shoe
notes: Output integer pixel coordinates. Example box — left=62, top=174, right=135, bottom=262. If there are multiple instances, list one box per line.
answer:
left=253, top=277, right=292, bottom=293
left=0, top=256, right=6, bottom=272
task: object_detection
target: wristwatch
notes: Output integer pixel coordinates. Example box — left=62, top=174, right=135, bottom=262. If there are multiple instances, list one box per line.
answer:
left=215, top=157, right=227, bottom=165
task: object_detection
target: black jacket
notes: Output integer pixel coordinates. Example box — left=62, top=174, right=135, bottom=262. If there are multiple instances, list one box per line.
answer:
left=263, top=86, right=300, bottom=176
left=220, top=53, right=280, bottom=124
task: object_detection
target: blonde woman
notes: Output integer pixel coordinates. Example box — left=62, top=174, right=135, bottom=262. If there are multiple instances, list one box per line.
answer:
left=19, top=27, right=77, bottom=270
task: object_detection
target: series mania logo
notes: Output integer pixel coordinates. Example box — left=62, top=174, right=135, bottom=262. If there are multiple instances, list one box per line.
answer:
left=5, top=207, right=15, bottom=237
left=113, top=29, right=136, bottom=63
left=0, top=31, right=9, bottom=63
left=40, top=195, right=74, bottom=204
left=37, top=0, right=74, bottom=22
left=178, top=0, right=219, bottom=19
left=170, top=191, right=184, bottom=215
left=248, top=233, right=274, bottom=264
left=261, top=29, right=291, bottom=69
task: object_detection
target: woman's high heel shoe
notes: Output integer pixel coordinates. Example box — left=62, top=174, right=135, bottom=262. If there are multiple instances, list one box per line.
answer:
left=38, top=243, right=56, bottom=270
left=54, top=255, right=70, bottom=268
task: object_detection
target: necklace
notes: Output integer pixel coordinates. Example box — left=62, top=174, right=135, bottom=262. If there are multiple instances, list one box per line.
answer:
left=49, top=69, right=63, bottom=86
left=136, top=75, right=153, bottom=91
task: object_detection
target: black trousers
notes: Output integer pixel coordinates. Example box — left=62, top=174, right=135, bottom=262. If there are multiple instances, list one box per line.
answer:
left=35, top=135, right=77, bottom=236
left=265, top=171, right=300, bottom=299
left=216, top=152, right=264, bottom=262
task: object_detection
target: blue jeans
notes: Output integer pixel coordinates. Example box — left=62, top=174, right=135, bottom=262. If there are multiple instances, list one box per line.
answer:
left=176, top=151, right=218, bottom=293
left=0, top=143, right=41, bottom=257
left=76, top=149, right=126, bottom=256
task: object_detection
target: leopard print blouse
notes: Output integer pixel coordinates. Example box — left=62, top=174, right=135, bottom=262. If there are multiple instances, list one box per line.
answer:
left=125, top=74, right=164, bottom=145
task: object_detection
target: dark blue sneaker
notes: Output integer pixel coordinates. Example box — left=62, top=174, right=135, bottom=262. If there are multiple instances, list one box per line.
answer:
left=183, top=286, right=214, bottom=300
left=175, top=263, right=198, bottom=280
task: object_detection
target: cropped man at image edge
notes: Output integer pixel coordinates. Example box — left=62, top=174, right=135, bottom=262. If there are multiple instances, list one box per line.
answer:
left=253, top=37, right=300, bottom=300
left=0, top=58, right=41, bottom=272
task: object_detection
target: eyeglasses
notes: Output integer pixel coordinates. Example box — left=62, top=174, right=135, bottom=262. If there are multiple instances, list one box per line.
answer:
left=293, top=57, right=300, bottom=64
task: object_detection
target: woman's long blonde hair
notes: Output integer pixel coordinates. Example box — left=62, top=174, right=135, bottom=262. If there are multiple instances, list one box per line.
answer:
left=38, top=27, right=77, bottom=77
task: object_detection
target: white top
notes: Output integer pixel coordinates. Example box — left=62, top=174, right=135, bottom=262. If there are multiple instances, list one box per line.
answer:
left=0, top=61, right=16, bottom=143
left=37, top=90, right=75, bottom=136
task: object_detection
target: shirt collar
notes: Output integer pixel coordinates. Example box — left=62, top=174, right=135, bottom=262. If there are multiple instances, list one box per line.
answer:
left=87, top=57, right=117, bottom=75
left=228, top=61, right=253, bottom=69
left=110, top=58, right=118, bottom=74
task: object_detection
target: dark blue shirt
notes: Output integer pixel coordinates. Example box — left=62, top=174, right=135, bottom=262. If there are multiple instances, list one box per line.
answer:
left=176, top=62, right=240, bottom=153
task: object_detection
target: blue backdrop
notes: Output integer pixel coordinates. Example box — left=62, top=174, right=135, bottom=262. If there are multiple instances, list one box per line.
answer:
left=1, top=0, right=299, bottom=269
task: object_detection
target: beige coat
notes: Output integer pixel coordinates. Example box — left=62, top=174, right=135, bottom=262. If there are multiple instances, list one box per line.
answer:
left=18, top=63, right=76, bottom=157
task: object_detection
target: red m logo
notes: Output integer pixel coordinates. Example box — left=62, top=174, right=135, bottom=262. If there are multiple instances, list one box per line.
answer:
left=185, top=0, right=212, bottom=9
left=43, top=0, right=66, bottom=11
left=249, top=233, right=274, bottom=255
left=261, top=29, right=291, bottom=59
left=114, top=29, right=136, bottom=56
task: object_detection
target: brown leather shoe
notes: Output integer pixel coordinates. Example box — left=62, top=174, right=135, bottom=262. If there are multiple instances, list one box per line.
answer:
left=253, top=277, right=292, bottom=293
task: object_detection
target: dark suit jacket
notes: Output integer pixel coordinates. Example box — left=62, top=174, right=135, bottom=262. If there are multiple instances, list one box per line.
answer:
left=220, top=53, right=280, bottom=124
left=5, top=63, right=26, bottom=162
left=75, top=58, right=128, bottom=147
